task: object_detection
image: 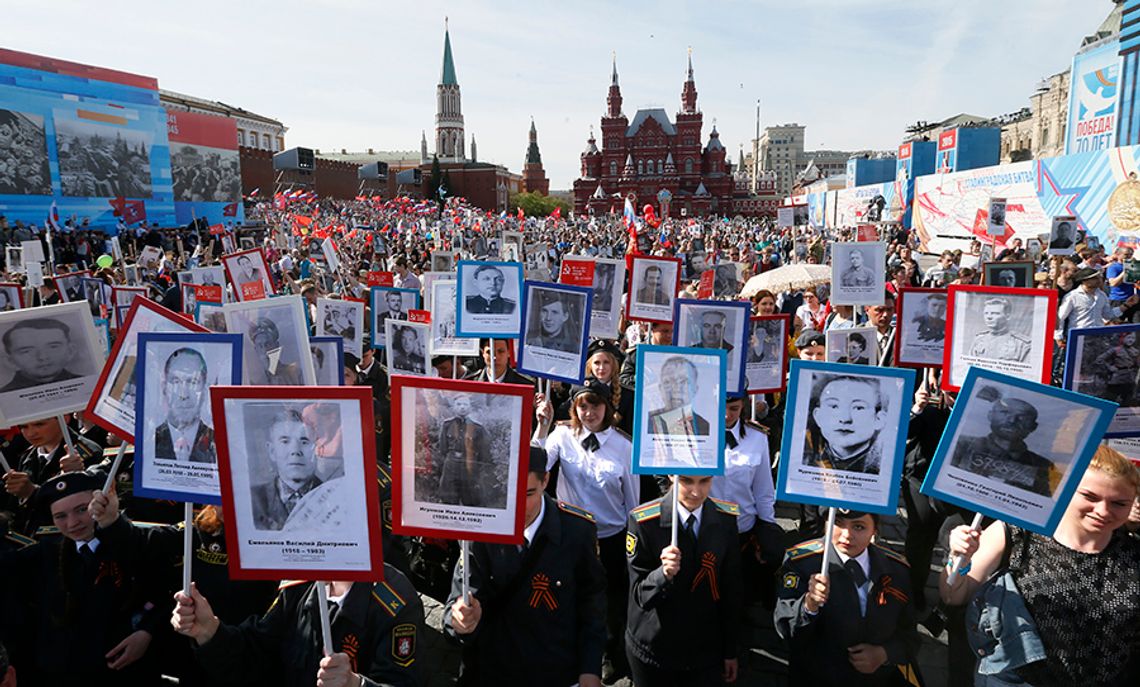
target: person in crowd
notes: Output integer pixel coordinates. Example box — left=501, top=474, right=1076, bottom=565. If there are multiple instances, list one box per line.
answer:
left=794, top=289, right=826, bottom=333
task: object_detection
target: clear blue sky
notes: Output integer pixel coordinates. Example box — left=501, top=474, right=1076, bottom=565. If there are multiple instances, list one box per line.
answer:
left=7, top=0, right=1113, bottom=189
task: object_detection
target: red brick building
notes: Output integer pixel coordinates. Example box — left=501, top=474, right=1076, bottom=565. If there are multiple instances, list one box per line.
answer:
left=522, top=119, right=549, bottom=195
left=573, top=53, right=733, bottom=217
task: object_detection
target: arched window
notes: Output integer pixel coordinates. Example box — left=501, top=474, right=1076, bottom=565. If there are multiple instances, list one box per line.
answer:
left=637, top=160, right=643, bottom=175
left=685, top=158, right=693, bottom=174
left=647, top=160, right=654, bottom=175
left=610, top=161, right=618, bottom=176
left=659, top=159, right=665, bottom=173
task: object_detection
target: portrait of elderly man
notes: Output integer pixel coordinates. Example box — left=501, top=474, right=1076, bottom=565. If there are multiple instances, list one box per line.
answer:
left=968, top=297, right=1031, bottom=362
left=375, top=290, right=409, bottom=326
left=465, top=264, right=516, bottom=314
left=647, top=355, right=711, bottom=436
left=950, top=395, right=1059, bottom=497
left=802, top=374, right=887, bottom=474
left=0, top=318, right=83, bottom=392
left=248, top=317, right=302, bottom=385
left=527, top=290, right=578, bottom=352
left=691, top=310, right=734, bottom=351
left=249, top=408, right=322, bottom=530
left=153, top=347, right=215, bottom=464
left=839, top=248, right=876, bottom=287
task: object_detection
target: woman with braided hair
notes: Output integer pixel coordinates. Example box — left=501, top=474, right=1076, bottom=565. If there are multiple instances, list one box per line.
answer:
left=555, top=340, right=634, bottom=434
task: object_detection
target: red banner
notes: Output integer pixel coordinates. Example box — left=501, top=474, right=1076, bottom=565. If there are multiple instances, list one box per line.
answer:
left=193, top=283, right=223, bottom=303
left=408, top=309, right=431, bottom=324
left=240, top=281, right=266, bottom=301
left=367, top=271, right=394, bottom=287
left=559, top=258, right=595, bottom=287
left=697, top=270, right=715, bottom=299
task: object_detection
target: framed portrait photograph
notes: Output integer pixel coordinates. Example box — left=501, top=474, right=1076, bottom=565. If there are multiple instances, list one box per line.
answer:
left=309, top=336, right=345, bottom=386
left=370, top=286, right=421, bottom=349
left=0, top=302, right=106, bottom=426
left=112, top=285, right=148, bottom=310
left=4, top=247, right=22, bottom=274
left=987, top=197, right=1007, bottom=236
left=0, top=283, right=25, bottom=312
left=195, top=301, right=227, bottom=333
left=943, top=285, right=1057, bottom=392
left=500, top=231, right=524, bottom=263
left=123, top=264, right=140, bottom=286
left=428, top=279, right=479, bottom=357
left=385, top=319, right=430, bottom=376
left=88, top=298, right=208, bottom=442
left=826, top=326, right=879, bottom=366
left=829, top=241, right=886, bottom=306
left=133, top=332, right=243, bottom=503
left=517, top=281, right=592, bottom=384
left=223, top=295, right=316, bottom=386
left=589, top=257, right=626, bottom=340
left=746, top=314, right=790, bottom=394
left=672, top=299, right=748, bottom=396
left=211, top=385, right=385, bottom=580
left=1048, top=215, right=1077, bottom=255
left=182, top=266, right=227, bottom=304
left=626, top=255, right=681, bottom=323
left=921, top=367, right=1115, bottom=534
left=982, top=261, right=1035, bottom=288
left=631, top=345, right=727, bottom=475
left=455, top=260, right=523, bottom=338
left=221, top=248, right=275, bottom=302
left=1063, top=323, right=1140, bottom=437
left=316, top=297, right=364, bottom=359
left=712, top=262, right=744, bottom=299
left=239, top=236, right=256, bottom=251
left=776, top=360, right=916, bottom=514
left=684, top=251, right=709, bottom=281
left=81, top=278, right=111, bottom=318
left=53, top=270, right=91, bottom=304
left=894, top=288, right=948, bottom=368
left=430, top=250, right=457, bottom=273
left=390, top=375, right=533, bottom=544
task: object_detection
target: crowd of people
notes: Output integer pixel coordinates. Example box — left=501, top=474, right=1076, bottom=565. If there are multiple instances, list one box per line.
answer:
left=0, top=194, right=1138, bottom=687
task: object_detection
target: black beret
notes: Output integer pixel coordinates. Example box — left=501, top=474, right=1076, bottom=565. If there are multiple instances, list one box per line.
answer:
left=795, top=329, right=826, bottom=348
left=38, top=472, right=100, bottom=510
left=586, top=338, right=624, bottom=365
left=570, top=378, right=614, bottom=406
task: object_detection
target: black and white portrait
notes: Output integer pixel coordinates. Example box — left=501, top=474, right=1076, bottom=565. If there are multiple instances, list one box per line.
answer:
left=987, top=197, right=1007, bottom=236
left=4, top=247, right=22, bottom=275
left=54, top=116, right=153, bottom=198
left=0, top=284, right=23, bottom=312
left=456, top=260, right=523, bottom=338
left=428, top=279, right=479, bottom=357
left=946, top=286, right=1053, bottom=390
left=633, top=347, right=725, bottom=474
left=745, top=315, right=788, bottom=393
left=309, top=336, right=344, bottom=386
left=223, top=296, right=316, bottom=386
left=896, top=289, right=947, bottom=367
left=0, top=109, right=51, bottom=196
left=196, top=302, right=227, bottom=333
left=674, top=299, right=748, bottom=395
left=222, top=249, right=274, bottom=302
left=982, top=262, right=1034, bottom=289
left=170, top=143, right=241, bottom=203
left=830, top=241, right=886, bottom=306
left=685, top=251, right=710, bottom=281
left=370, top=286, right=420, bottom=349
left=501, top=231, right=524, bottom=264
left=316, top=297, right=364, bottom=359
left=713, top=262, right=743, bottom=298
left=1064, top=324, right=1140, bottom=436
left=1048, top=215, right=1077, bottom=255
left=0, top=302, right=105, bottom=426
left=589, top=258, right=625, bottom=340
left=826, top=326, right=879, bottom=367
left=54, top=271, right=88, bottom=304
left=518, top=283, right=590, bottom=384
left=431, top=250, right=457, bottom=273
left=627, top=257, right=679, bottom=323
left=385, top=320, right=430, bottom=377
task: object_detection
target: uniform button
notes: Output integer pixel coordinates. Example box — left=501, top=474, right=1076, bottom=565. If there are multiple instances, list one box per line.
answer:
left=978, top=649, right=985, bottom=656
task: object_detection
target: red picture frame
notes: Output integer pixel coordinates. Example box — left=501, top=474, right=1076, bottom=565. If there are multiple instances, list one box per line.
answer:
left=221, top=247, right=276, bottom=302
left=893, top=287, right=949, bottom=369
left=624, top=254, right=682, bottom=324
left=52, top=269, right=92, bottom=303
left=941, top=285, right=1057, bottom=393
left=211, top=385, right=385, bottom=582
left=748, top=313, right=791, bottom=394
left=390, top=375, right=533, bottom=545
left=85, top=297, right=207, bottom=443
left=0, top=282, right=26, bottom=310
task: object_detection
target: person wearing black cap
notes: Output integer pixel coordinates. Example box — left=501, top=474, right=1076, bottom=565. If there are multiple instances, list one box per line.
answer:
left=795, top=329, right=826, bottom=361
left=0, top=472, right=165, bottom=684
left=774, top=509, right=920, bottom=687
left=444, top=446, right=607, bottom=687
left=536, top=380, right=638, bottom=683
left=557, top=340, right=633, bottom=434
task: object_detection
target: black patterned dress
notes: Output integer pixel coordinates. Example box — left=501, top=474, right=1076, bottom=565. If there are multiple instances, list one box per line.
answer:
left=1008, top=526, right=1140, bottom=686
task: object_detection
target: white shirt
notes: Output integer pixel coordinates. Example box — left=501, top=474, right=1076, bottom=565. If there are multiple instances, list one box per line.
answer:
left=521, top=497, right=546, bottom=549
left=75, top=537, right=101, bottom=554
left=836, top=548, right=871, bottom=615
left=1056, top=287, right=1119, bottom=337
left=394, top=271, right=421, bottom=291
left=677, top=502, right=703, bottom=539
left=544, top=425, right=638, bottom=538
left=711, top=421, right=775, bottom=533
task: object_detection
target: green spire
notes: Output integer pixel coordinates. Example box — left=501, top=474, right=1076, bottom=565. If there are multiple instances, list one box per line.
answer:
left=440, top=21, right=458, bottom=86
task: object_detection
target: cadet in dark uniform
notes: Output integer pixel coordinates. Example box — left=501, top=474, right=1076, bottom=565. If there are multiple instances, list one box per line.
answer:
left=465, top=264, right=516, bottom=314
left=172, top=567, right=424, bottom=687
left=949, top=396, right=1058, bottom=497
left=625, top=475, right=742, bottom=685
left=444, top=446, right=608, bottom=687
left=774, top=510, right=921, bottom=687
left=1, top=417, right=103, bottom=534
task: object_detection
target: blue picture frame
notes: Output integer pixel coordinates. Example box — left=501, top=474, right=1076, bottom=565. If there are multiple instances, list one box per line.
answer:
left=776, top=359, right=916, bottom=515
left=310, top=335, right=346, bottom=386
left=631, top=345, right=727, bottom=476
left=133, top=331, right=244, bottom=504
left=194, top=300, right=225, bottom=329
left=455, top=259, right=524, bottom=338
left=369, top=286, right=421, bottom=349
left=921, top=366, right=1116, bottom=535
left=1062, top=323, right=1140, bottom=438
left=516, top=280, right=594, bottom=384
left=671, top=298, right=750, bottom=396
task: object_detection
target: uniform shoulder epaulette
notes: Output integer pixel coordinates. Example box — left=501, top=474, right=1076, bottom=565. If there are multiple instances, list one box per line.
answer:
left=376, top=463, right=392, bottom=490
left=784, top=538, right=824, bottom=561
left=5, top=531, right=35, bottom=548
left=131, top=520, right=167, bottom=529
left=612, top=427, right=633, bottom=442
left=103, top=445, right=134, bottom=458
left=631, top=500, right=662, bottom=522
left=278, top=579, right=307, bottom=591
left=372, top=580, right=408, bottom=617
left=709, top=497, right=740, bottom=516
left=873, top=543, right=910, bottom=567
left=34, top=525, right=61, bottom=538
left=557, top=501, right=595, bottom=522
left=744, top=419, right=769, bottom=434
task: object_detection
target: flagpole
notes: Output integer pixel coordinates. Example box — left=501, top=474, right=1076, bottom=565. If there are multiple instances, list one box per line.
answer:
left=316, top=581, right=334, bottom=656
left=182, top=502, right=194, bottom=595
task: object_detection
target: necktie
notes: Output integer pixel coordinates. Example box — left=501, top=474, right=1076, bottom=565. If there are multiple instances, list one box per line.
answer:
left=581, top=433, right=600, bottom=452
left=78, top=543, right=97, bottom=570
left=327, top=600, right=340, bottom=624
left=682, top=513, right=697, bottom=549
left=724, top=431, right=738, bottom=449
left=844, top=559, right=867, bottom=588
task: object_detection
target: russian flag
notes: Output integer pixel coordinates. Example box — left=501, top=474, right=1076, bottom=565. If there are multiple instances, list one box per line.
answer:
left=623, top=197, right=637, bottom=230
left=47, top=201, right=62, bottom=232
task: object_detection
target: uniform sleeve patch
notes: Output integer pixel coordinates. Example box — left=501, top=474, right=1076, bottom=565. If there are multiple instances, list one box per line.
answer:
left=372, top=581, right=407, bottom=617
left=782, top=572, right=799, bottom=589
left=391, top=623, right=416, bottom=667
left=625, top=531, right=637, bottom=556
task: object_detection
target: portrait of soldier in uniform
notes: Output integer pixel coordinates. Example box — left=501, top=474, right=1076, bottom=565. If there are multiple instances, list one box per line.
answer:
left=248, top=317, right=303, bottom=385
left=950, top=394, right=1059, bottom=497
left=250, top=409, right=323, bottom=530
left=913, top=294, right=946, bottom=342
left=153, top=347, right=215, bottom=464
left=968, top=297, right=1031, bottom=362
left=436, top=393, right=497, bottom=507
left=526, top=290, right=579, bottom=353
left=592, top=261, right=616, bottom=311
left=465, top=264, right=516, bottom=314
left=391, top=324, right=427, bottom=375
left=802, top=374, right=888, bottom=474
left=647, top=356, right=711, bottom=436
left=839, top=248, right=875, bottom=288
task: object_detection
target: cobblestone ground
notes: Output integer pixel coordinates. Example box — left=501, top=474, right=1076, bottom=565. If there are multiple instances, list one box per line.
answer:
left=417, top=503, right=965, bottom=687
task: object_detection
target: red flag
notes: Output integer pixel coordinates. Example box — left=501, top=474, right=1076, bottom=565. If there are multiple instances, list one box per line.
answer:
left=108, top=196, right=126, bottom=217
left=517, top=207, right=524, bottom=221
left=551, top=206, right=561, bottom=221
left=223, top=202, right=238, bottom=217
left=208, top=223, right=226, bottom=235
left=122, top=200, right=146, bottom=224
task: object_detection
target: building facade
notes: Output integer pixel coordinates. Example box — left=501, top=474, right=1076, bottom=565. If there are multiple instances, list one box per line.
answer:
left=522, top=119, right=550, bottom=194
left=572, top=54, right=733, bottom=217
left=160, top=89, right=286, bottom=152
